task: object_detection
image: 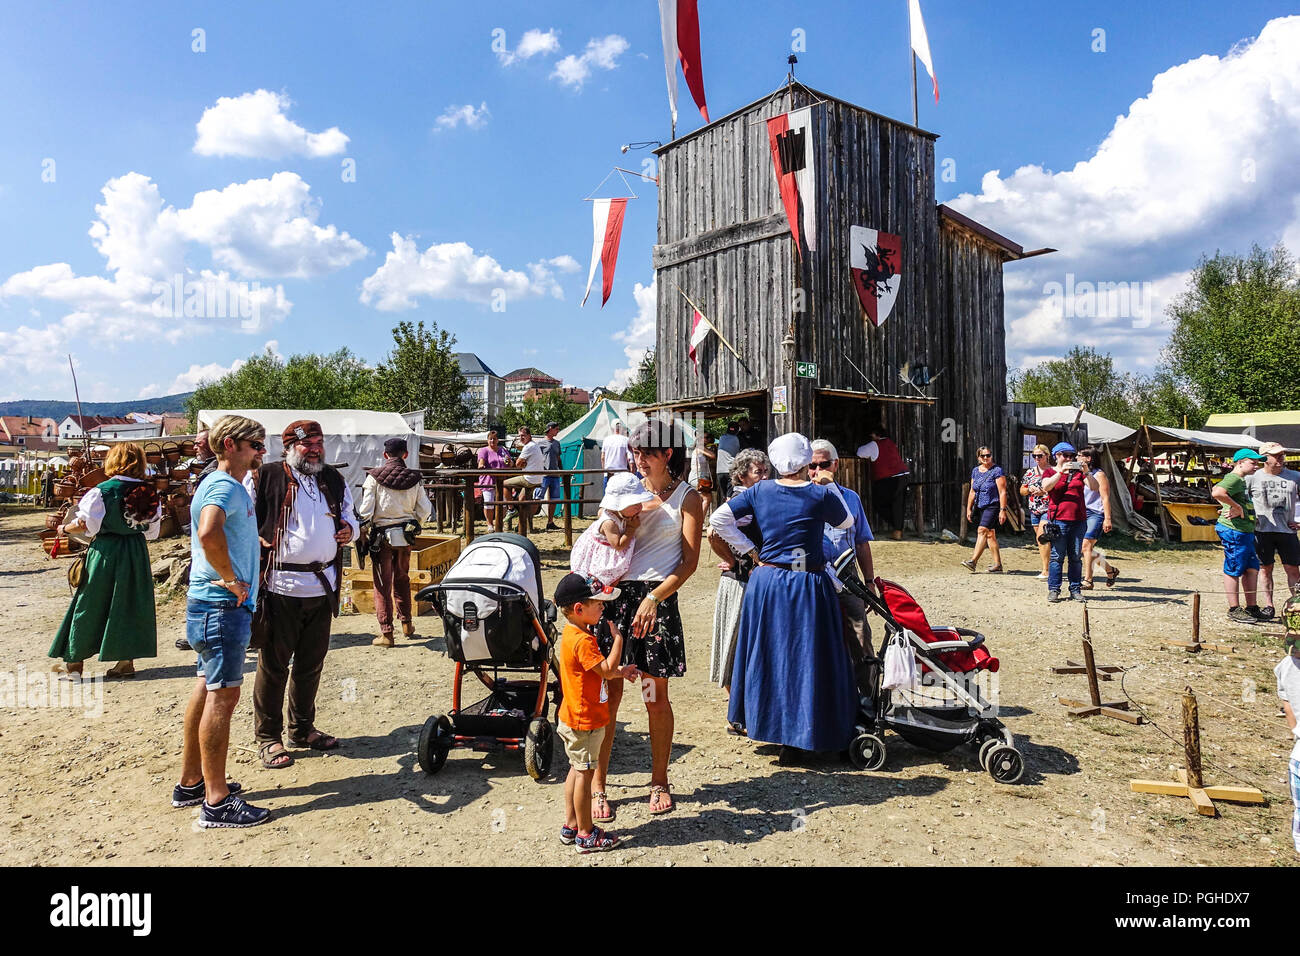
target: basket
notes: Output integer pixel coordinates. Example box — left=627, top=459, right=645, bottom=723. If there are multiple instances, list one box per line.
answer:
left=53, top=478, right=77, bottom=499
left=79, top=467, right=106, bottom=488
left=143, top=441, right=163, bottom=465
left=179, top=439, right=196, bottom=458
left=162, top=440, right=181, bottom=465
left=170, top=496, right=191, bottom=527
left=1284, top=592, right=1300, bottom=634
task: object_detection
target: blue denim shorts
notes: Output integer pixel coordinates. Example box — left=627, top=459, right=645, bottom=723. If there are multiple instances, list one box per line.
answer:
left=1216, top=525, right=1261, bottom=578
left=187, top=599, right=252, bottom=690
left=1084, top=511, right=1105, bottom=539
left=1029, top=510, right=1047, bottom=527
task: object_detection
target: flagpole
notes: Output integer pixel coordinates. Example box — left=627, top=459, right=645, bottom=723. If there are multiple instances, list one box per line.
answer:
left=674, top=285, right=741, bottom=360
left=911, top=43, right=918, bottom=127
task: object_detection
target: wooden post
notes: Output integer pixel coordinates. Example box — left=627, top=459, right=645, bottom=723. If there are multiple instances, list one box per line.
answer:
left=912, top=481, right=923, bottom=538
left=958, top=480, right=971, bottom=543
left=1191, top=592, right=1200, bottom=648
left=1182, top=686, right=1204, bottom=789
left=1145, top=425, right=1171, bottom=542
left=493, top=475, right=504, bottom=533
left=1162, top=591, right=1233, bottom=652
left=1081, top=609, right=1101, bottom=708
left=562, top=473, right=573, bottom=548
left=462, top=474, right=475, bottom=544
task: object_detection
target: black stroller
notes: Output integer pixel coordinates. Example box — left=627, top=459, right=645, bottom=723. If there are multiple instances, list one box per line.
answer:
left=833, top=550, right=1025, bottom=783
left=414, top=533, right=561, bottom=780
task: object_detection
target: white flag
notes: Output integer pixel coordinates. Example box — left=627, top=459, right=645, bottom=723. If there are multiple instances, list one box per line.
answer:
left=909, top=0, right=939, bottom=103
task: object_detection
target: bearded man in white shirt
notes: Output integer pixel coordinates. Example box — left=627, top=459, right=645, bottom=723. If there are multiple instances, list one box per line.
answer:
left=251, top=420, right=358, bottom=769
left=357, top=437, right=432, bottom=647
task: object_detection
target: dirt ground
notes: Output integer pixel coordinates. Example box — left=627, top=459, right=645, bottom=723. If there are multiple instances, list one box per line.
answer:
left=1, top=506, right=1295, bottom=867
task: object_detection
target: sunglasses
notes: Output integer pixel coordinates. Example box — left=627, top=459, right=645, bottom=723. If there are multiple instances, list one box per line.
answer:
left=978, top=453, right=992, bottom=459
left=808, top=461, right=831, bottom=470
left=246, top=440, right=266, bottom=452
left=1032, top=453, right=1046, bottom=458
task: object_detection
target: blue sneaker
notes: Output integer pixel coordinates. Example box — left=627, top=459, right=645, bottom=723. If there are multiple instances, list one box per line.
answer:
left=559, top=825, right=577, bottom=845
left=172, top=778, right=243, bottom=808
left=198, top=794, right=271, bottom=829
left=575, top=825, right=620, bottom=853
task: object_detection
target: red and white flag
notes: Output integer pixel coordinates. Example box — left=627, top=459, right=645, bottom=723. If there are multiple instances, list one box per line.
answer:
left=909, top=0, right=939, bottom=104
left=658, top=0, right=709, bottom=128
left=688, top=308, right=716, bottom=373
left=766, top=107, right=816, bottom=252
left=581, top=197, right=627, bottom=308
left=850, top=225, right=903, bottom=327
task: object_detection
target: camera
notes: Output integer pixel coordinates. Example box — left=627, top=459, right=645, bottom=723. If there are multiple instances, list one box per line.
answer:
left=1037, top=522, right=1062, bottom=545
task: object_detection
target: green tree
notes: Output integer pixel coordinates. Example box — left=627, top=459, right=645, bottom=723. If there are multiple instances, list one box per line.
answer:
left=185, top=346, right=373, bottom=427
left=618, top=350, right=656, bottom=406
left=366, top=320, right=472, bottom=430
left=1008, top=346, right=1136, bottom=424
left=1163, top=244, right=1300, bottom=413
left=499, top=391, right=586, bottom=435
left=1127, top=369, right=1205, bottom=429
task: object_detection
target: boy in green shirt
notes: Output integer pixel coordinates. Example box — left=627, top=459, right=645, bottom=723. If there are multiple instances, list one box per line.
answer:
left=1211, top=449, right=1265, bottom=623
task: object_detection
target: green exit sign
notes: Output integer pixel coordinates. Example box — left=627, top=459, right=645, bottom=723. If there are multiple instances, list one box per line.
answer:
left=796, top=361, right=818, bottom=379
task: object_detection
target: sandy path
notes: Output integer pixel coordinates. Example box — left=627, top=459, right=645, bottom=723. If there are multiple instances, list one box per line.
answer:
left=1, top=508, right=1294, bottom=866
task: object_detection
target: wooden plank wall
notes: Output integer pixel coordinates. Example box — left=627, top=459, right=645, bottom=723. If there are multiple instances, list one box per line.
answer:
left=653, top=86, right=1011, bottom=531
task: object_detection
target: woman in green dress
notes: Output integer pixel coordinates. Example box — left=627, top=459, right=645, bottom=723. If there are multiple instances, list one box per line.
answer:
left=50, top=442, right=162, bottom=678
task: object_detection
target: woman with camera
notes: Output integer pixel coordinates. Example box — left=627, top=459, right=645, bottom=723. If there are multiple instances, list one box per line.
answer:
left=962, top=446, right=1008, bottom=572
left=1039, top=442, right=1089, bottom=602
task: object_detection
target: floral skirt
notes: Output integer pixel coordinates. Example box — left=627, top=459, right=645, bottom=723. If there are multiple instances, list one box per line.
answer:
left=595, top=580, right=686, bottom=679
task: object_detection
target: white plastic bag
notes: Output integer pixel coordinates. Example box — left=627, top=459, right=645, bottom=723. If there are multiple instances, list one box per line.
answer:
left=881, top=631, right=919, bottom=690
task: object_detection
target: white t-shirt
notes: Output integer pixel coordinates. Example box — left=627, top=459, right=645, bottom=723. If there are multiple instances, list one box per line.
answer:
left=515, top=440, right=545, bottom=485
left=1275, top=654, right=1300, bottom=761
left=602, top=433, right=631, bottom=471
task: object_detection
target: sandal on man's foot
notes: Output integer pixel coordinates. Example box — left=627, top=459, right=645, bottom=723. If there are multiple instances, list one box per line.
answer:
left=648, top=784, right=674, bottom=815
left=258, top=742, right=294, bottom=769
left=292, top=730, right=341, bottom=751
left=592, top=791, right=615, bottom=824
left=1105, top=565, right=1120, bottom=587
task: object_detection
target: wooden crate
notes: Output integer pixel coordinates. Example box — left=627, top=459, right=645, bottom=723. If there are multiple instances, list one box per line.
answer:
left=410, top=533, right=462, bottom=574
left=1163, top=502, right=1220, bottom=542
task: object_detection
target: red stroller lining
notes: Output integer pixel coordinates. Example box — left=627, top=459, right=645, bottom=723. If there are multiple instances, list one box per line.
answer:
left=876, top=577, right=999, bottom=674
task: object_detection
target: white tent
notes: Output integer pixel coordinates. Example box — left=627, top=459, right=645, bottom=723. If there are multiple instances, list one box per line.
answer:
left=197, top=408, right=415, bottom=490
left=1035, top=406, right=1135, bottom=445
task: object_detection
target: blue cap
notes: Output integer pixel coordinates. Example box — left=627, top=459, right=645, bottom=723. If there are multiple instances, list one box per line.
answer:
left=1051, top=441, right=1076, bottom=455
left=1231, top=448, right=1265, bottom=463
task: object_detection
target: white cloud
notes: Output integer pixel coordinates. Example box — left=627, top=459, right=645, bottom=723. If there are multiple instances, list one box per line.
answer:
left=552, top=35, right=629, bottom=88
left=194, top=90, right=349, bottom=159
left=359, top=235, right=571, bottom=310
left=947, top=15, right=1300, bottom=373
left=498, top=28, right=561, bottom=66
left=0, top=170, right=363, bottom=375
left=608, top=278, right=656, bottom=389
left=174, top=172, right=368, bottom=278
left=434, top=102, right=491, bottom=132
left=164, top=358, right=249, bottom=394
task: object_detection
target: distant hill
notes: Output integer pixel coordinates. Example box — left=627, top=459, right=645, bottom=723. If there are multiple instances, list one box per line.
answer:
left=0, top=393, right=193, bottom=419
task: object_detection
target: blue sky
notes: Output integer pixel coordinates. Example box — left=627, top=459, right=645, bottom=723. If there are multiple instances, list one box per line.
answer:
left=1, top=1, right=1298, bottom=402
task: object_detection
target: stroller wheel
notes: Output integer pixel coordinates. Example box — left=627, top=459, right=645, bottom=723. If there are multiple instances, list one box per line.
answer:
left=985, top=744, right=1024, bottom=784
left=524, top=718, right=554, bottom=781
left=848, top=733, right=887, bottom=771
left=977, top=737, right=1000, bottom=771
left=418, top=714, right=453, bottom=775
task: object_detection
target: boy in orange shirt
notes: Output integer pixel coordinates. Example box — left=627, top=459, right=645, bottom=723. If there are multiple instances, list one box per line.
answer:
left=553, top=572, right=640, bottom=852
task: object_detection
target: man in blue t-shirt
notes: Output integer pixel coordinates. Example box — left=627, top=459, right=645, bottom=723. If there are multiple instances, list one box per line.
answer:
left=174, top=414, right=274, bottom=830
left=811, top=439, right=876, bottom=666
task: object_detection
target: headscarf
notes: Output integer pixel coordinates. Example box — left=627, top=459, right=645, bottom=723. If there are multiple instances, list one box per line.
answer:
left=767, top=432, right=813, bottom=477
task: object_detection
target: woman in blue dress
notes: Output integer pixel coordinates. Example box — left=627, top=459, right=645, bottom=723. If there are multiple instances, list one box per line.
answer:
left=710, top=433, right=857, bottom=759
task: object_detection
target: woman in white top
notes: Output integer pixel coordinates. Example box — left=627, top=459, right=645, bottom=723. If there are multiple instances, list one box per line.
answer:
left=590, top=417, right=703, bottom=822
